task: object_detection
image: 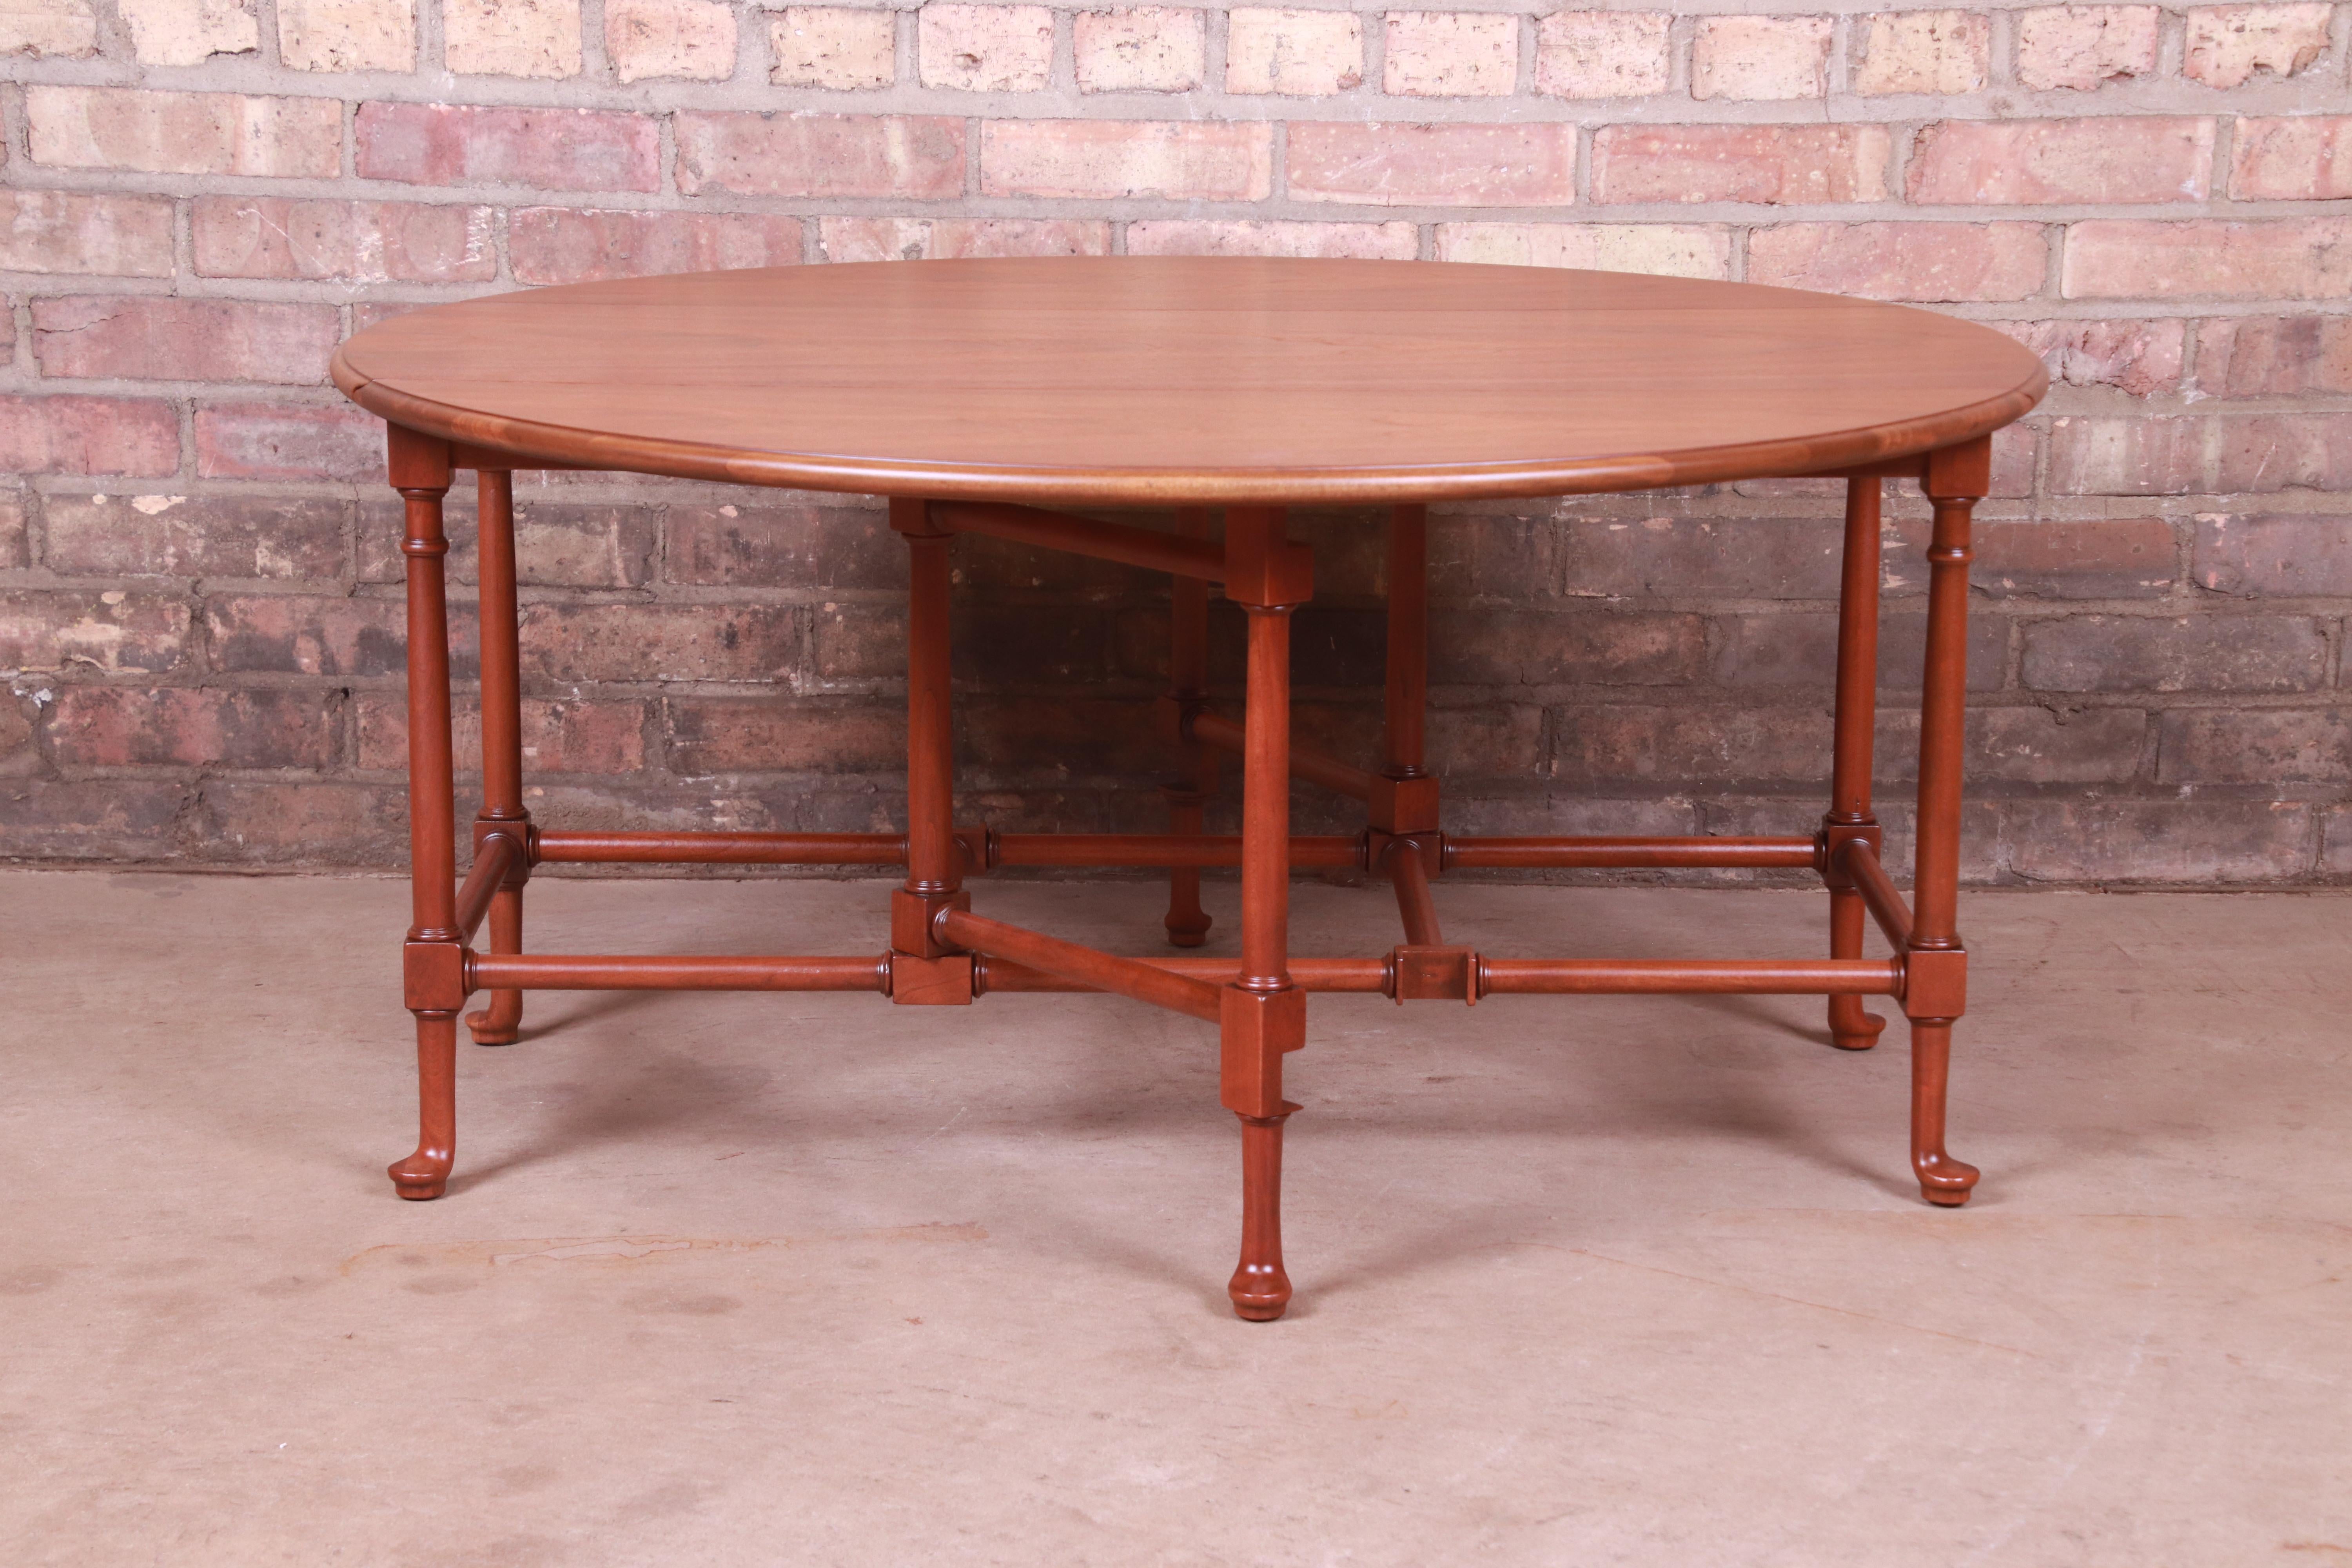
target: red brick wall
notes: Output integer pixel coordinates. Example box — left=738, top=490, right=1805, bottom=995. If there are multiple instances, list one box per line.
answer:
left=2, top=0, right=2348, bottom=883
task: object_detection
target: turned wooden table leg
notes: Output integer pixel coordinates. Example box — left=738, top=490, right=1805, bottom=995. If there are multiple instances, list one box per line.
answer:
left=388, top=427, right=463, bottom=1200
left=467, top=468, right=531, bottom=1046
left=1373, top=505, right=1441, bottom=839
left=1825, top=475, right=1887, bottom=1051
left=1221, top=508, right=1312, bottom=1321
left=888, top=499, right=973, bottom=1003
left=1162, top=506, right=1214, bottom=948
left=1904, top=440, right=1988, bottom=1207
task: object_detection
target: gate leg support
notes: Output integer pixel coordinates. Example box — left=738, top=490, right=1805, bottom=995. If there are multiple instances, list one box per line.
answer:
left=1826, top=474, right=1886, bottom=1052
left=468, top=468, right=531, bottom=1046
left=1163, top=506, right=1215, bottom=947
left=1903, top=440, right=1987, bottom=1208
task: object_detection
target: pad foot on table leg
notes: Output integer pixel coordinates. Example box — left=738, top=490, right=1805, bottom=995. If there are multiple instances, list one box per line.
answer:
left=1227, top=1106, right=1296, bottom=1321
left=389, top=1013, right=457, bottom=1200
left=1909, top=1018, right=1979, bottom=1207
left=1828, top=995, right=1886, bottom=1053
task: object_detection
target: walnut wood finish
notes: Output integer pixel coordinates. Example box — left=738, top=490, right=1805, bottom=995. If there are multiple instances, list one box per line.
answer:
left=1825, top=475, right=1888, bottom=1054
left=350, top=259, right=2041, bottom=1314
left=334, top=260, right=2044, bottom=506
left=1161, top=506, right=1215, bottom=949
left=467, top=469, right=529, bottom=1047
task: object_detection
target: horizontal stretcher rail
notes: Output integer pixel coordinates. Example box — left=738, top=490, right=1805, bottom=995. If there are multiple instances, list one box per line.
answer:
left=1838, top=840, right=1915, bottom=949
left=535, top=831, right=907, bottom=865
left=1446, top=836, right=1820, bottom=870
left=937, top=906, right=1224, bottom=1020
left=469, top=953, right=892, bottom=991
left=1479, top=958, right=1901, bottom=995
left=930, top=501, right=1226, bottom=581
left=1189, top=711, right=1376, bottom=800
left=978, top=956, right=1390, bottom=994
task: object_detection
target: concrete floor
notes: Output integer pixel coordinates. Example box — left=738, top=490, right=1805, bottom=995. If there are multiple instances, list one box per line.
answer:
left=2, top=869, right=2347, bottom=1566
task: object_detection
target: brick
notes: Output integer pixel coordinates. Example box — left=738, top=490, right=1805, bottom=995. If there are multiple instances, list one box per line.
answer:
left=2062, top=219, right=2352, bottom=300
left=0, top=779, right=188, bottom=861
left=0, top=495, right=25, bottom=571
left=1964, top=517, right=2178, bottom=598
left=1288, top=122, right=1576, bottom=207
left=662, top=501, right=899, bottom=587
left=1384, top=12, right=1518, bottom=97
left=0, top=590, right=189, bottom=674
left=510, top=209, right=802, bottom=284
left=1534, top=11, right=1670, bottom=99
left=356, top=103, right=659, bottom=192
left=1225, top=8, right=1362, bottom=95
left=33, top=298, right=339, bottom=386
left=2007, top=799, right=2315, bottom=883
left=965, top=695, right=1165, bottom=778
left=1075, top=7, right=1204, bottom=92
left=50, top=687, right=340, bottom=769
left=606, top=0, right=735, bottom=81
left=2159, top=710, right=2351, bottom=785
left=1748, top=222, right=2044, bottom=302
left=1907, top=118, right=2212, bottom=205
left=1432, top=222, right=1730, bottom=278
left=521, top=603, right=800, bottom=683
left=120, top=0, right=258, bottom=64
left=0, top=0, right=94, bottom=55
left=358, top=498, right=658, bottom=587
left=445, top=0, right=580, bottom=76
left=662, top=697, right=898, bottom=775
left=1913, top=705, right=2146, bottom=786
left=676, top=112, right=965, bottom=198
left=920, top=4, right=1053, bottom=91
left=198, top=781, right=405, bottom=865
left=1591, top=125, right=1891, bottom=205
left=2330, top=809, right=2352, bottom=878
left=0, top=395, right=178, bottom=477
left=195, top=403, right=382, bottom=482
left=192, top=197, right=496, bottom=283
left=2214, top=414, right=2352, bottom=494
left=2230, top=116, right=2352, bottom=202
left=1851, top=10, right=1988, bottom=94
left=0, top=192, right=175, bottom=278
left=2015, top=5, right=2160, bottom=90
left=1555, top=704, right=1835, bottom=786
left=357, top=693, right=646, bottom=773
left=2198, top=317, right=2352, bottom=396
left=278, top=0, right=414, bottom=71
left=0, top=690, right=29, bottom=761
left=2182, top=4, right=2332, bottom=89
left=44, top=494, right=346, bottom=580
left=769, top=7, right=895, bottom=89
left=1997, top=319, right=2185, bottom=397
left=1711, top=612, right=2004, bottom=690
left=1126, top=219, right=1418, bottom=260
left=817, top=216, right=1110, bottom=260
left=2045, top=416, right=2195, bottom=494
left=1430, top=610, right=1706, bottom=687
left=2024, top=614, right=2327, bottom=693
left=2192, top=515, right=2343, bottom=606
left=207, top=593, right=475, bottom=678
left=984, top=120, right=1272, bottom=200
left=1692, top=15, right=1831, bottom=101
left=27, top=87, right=341, bottom=178
left=955, top=603, right=1118, bottom=685
left=1557, top=516, right=1845, bottom=599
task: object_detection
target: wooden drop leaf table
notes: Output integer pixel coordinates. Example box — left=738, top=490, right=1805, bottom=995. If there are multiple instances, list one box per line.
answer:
left=332, top=257, right=2047, bottom=1321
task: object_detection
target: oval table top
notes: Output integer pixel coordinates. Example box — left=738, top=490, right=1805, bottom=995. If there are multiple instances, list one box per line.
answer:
left=333, top=257, right=2047, bottom=507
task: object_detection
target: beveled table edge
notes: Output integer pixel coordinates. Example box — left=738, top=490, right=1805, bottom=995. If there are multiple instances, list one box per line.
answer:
left=330, top=352, right=2047, bottom=507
